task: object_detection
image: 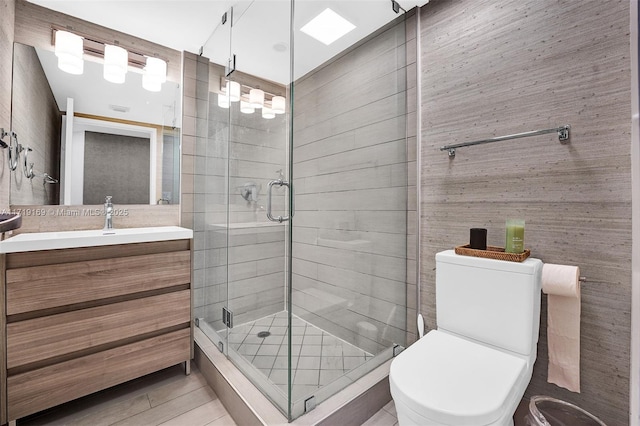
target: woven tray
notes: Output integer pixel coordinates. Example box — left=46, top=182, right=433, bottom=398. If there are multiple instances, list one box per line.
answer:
left=455, top=244, right=530, bottom=262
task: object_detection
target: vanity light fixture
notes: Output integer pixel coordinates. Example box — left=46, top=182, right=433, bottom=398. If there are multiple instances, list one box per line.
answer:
left=54, top=30, right=84, bottom=75
left=51, top=28, right=169, bottom=91
left=271, top=96, right=286, bottom=114
left=103, top=44, right=128, bottom=84
left=142, top=57, right=167, bottom=92
left=217, top=77, right=284, bottom=120
left=300, top=8, right=356, bottom=46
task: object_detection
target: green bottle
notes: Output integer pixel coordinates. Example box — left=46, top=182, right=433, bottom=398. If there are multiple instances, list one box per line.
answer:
left=505, top=219, right=525, bottom=253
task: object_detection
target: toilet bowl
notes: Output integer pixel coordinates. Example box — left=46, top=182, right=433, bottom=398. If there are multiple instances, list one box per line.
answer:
left=390, top=250, right=543, bottom=426
left=390, top=330, right=531, bottom=425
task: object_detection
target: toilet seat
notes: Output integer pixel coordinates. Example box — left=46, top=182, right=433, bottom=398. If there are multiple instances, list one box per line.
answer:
left=389, top=330, right=528, bottom=425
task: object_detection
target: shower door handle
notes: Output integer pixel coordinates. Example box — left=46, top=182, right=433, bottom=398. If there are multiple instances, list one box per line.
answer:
left=266, top=179, right=293, bottom=222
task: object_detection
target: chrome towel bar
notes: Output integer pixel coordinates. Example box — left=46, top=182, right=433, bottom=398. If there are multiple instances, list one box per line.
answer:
left=440, top=125, right=571, bottom=158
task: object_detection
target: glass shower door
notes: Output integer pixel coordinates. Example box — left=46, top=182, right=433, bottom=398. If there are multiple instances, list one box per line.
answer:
left=288, top=2, right=409, bottom=418
left=214, top=0, right=294, bottom=415
left=196, top=0, right=409, bottom=421
left=193, top=4, right=232, bottom=360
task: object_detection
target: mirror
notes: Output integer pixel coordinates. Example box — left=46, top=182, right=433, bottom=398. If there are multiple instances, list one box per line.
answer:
left=10, top=42, right=181, bottom=205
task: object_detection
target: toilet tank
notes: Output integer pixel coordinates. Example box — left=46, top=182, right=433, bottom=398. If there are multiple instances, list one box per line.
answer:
left=435, top=250, right=543, bottom=356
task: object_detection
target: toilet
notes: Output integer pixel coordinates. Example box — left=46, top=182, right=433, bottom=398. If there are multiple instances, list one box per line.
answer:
left=390, top=250, right=543, bottom=426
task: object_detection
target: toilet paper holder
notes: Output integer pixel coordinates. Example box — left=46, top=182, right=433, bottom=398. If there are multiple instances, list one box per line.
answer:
left=578, top=276, right=618, bottom=285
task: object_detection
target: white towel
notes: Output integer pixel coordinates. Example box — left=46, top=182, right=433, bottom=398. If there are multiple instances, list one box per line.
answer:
left=541, top=263, right=581, bottom=393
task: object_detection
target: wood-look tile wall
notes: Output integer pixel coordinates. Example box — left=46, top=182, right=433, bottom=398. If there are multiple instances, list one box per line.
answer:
left=291, top=17, right=411, bottom=354
left=419, top=1, right=631, bottom=423
left=219, top=95, right=287, bottom=324
left=199, top=224, right=286, bottom=329
left=182, top=51, right=206, bottom=323
left=0, top=0, right=15, bottom=212
left=180, top=51, right=200, bottom=232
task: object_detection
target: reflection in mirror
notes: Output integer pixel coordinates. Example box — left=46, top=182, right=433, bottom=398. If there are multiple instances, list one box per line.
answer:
left=10, top=42, right=181, bottom=205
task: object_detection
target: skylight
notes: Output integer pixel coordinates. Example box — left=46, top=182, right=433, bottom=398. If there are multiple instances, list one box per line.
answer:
left=300, top=8, right=356, bottom=46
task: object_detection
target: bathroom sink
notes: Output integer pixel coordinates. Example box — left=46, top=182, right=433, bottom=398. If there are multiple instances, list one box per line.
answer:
left=0, top=213, right=22, bottom=233
left=0, top=225, right=193, bottom=253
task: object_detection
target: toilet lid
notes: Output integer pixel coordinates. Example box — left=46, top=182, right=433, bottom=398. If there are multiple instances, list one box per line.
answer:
left=389, top=330, right=527, bottom=425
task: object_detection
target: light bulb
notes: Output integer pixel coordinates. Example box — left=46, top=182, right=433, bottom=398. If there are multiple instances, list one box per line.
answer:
left=142, top=74, right=162, bottom=92
left=271, top=96, right=286, bottom=114
left=262, top=106, right=275, bottom=119
left=54, top=31, right=84, bottom=75
left=240, top=100, right=254, bottom=114
left=218, top=93, right=230, bottom=108
left=228, top=81, right=241, bottom=102
left=103, top=44, right=128, bottom=84
left=143, top=57, right=167, bottom=91
left=250, top=88, right=265, bottom=109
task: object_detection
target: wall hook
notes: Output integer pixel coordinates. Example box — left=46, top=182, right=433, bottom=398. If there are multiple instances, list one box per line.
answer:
left=0, top=128, right=9, bottom=149
left=43, top=173, right=59, bottom=185
left=8, top=132, right=21, bottom=171
left=23, top=146, right=35, bottom=179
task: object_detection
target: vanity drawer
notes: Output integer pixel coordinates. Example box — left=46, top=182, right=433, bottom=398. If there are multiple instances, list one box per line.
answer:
left=6, top=250, right=190, bottom=315
left=7, top=328, right=191, bottom=421
left=7, top=289, right=190, bottom=369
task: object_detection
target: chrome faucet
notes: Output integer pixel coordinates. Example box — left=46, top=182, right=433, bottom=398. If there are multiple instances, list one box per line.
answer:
left=103, top=196, right=114, bottom=230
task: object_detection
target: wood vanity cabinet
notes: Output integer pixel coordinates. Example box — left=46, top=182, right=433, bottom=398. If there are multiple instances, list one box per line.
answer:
left=0, top=239, right=193, bottom=424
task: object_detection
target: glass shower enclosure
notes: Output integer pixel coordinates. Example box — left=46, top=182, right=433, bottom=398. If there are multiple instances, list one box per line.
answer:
left=193, top=1, right=410, bottom=420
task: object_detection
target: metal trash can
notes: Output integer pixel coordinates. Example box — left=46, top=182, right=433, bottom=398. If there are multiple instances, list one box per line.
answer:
left=525, top=396, right=607, bottom=426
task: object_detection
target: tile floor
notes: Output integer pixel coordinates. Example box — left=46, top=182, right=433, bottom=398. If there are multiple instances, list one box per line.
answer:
left=12, top=360, right=528, bottom=425
left=12, top=310, right=527, bottom=425
left=13, top=360, right=395, bottom=425
left=16, top=365, right=235, bottom=426
left=224, top=311, right=374, bottom=397
left=362, top=400, right=398, bottom=426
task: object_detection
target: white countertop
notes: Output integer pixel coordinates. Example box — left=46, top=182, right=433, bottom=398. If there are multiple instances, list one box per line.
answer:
left=0, top=226, right=193, bottom=253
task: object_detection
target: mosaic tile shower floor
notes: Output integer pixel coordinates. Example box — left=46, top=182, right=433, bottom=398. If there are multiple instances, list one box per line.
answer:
left=221, top=311, right=374, bottom=397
